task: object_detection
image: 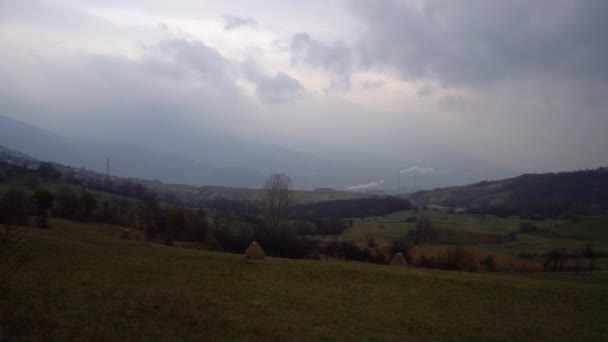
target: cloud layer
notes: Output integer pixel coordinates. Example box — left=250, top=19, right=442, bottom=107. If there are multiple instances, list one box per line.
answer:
left=350, top=0, right=608, bottom=87
left=0, top=0, right=606, bottom=174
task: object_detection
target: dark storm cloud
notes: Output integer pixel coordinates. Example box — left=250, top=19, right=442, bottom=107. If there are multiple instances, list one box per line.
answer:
left=290, top=32, right=353, bottom=90
left=222, top=13, right=257, bottom=30
left=348, top=0, right=608, bottom=87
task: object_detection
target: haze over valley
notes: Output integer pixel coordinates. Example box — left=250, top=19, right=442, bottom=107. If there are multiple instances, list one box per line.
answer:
left=2, top=0, right=607, bottom=192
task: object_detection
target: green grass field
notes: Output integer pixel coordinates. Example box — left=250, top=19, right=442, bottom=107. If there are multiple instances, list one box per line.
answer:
left=2, top=219, right=608, bottom=340
left=342, top=210, right=608, bottom=254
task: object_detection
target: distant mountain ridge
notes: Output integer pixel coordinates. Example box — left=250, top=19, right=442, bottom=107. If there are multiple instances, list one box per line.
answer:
left=0, top=144, right=370, bottom=205
left=0, top=145, right=33, bottom=161
left=406, top=168, right=608, bottom=215
left=0, top=115, right=248, bottom=186
left=0, top=114, right=516, bottom=190
left=0, top=115, right=356, bottom=188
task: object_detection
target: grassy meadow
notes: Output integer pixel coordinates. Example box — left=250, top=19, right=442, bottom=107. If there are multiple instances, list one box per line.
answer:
left=2, top=218, right=608, bottom=340
left=343, top=210, right=608, bottom=254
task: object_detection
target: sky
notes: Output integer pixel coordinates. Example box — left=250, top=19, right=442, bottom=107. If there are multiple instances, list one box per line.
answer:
left=1, top=0, right=607, bottom=173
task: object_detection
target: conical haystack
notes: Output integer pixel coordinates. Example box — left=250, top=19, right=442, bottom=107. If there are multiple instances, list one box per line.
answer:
left=390, top=252, right=408, bottom=266
left=244, top=241, right=266, bottom=260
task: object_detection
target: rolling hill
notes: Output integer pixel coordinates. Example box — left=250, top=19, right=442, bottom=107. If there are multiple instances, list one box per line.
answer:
left=406, top=168, right=608, bottom=215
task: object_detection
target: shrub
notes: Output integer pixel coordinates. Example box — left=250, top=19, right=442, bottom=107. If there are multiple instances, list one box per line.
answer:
left=32, top=189, right=54, bottom=229
left=419, top=255, right=435, bottom=268
left=543, top=248, right=568, bottom=272
left=519, top=222, right=538, bottom=233
left=365, top=235, right=377, bottom=248
left=481, top=255, right=496, bottom=271
left=405, top=216, right=417, bottom=223
left=438, top=246, right=478, bottom=272
left=372, top=250, right=386, bottom=264
left=415, top=216, right=440, bottom=243
left=0, top=188, right=29, bottom=226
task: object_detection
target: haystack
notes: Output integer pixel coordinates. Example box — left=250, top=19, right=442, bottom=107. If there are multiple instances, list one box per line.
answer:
left=390, top=252, right=408, bottom=266
left=244, top=241, right=266, bottom=260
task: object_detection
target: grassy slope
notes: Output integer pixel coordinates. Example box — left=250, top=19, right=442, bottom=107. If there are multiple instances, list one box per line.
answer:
left=2, top=219, right=608, bottom=340
left=343, top=210, right=608, bottom=254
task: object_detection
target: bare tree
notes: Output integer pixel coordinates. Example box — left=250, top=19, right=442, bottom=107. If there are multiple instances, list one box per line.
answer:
left=262, top=172, right=294, bottom=228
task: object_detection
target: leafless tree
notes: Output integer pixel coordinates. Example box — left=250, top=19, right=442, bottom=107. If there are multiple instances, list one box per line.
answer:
left=262, top=172, right=294, bottom=228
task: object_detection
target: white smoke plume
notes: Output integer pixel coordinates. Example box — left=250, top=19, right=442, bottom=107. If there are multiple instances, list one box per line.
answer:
left=400, top=166, right=436, bottom=174
left=345, top=179, right=384, bottom=191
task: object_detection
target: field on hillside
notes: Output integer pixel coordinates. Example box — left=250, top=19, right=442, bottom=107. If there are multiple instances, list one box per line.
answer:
left=342, top=210, right=608, bottom=254
left=2, top=219, right=608, bottom=340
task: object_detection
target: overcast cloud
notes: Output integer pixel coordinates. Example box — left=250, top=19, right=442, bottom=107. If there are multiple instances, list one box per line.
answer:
left=0, top=0, right=606, bottom=173
left=349, top=0, right=608, bottom=86
left=223, top=14, right=257, bottom=31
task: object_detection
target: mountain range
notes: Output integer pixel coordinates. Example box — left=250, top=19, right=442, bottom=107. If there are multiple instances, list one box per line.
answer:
left=0, top=115, right=515, bottom=191
left=407, top=168, right=608, bottom=215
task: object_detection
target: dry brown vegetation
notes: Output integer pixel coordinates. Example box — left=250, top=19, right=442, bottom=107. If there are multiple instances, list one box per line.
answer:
left=363, top=240, right=542, bottom=272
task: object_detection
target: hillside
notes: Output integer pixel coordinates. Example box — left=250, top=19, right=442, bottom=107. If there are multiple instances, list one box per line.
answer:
left=140, top=181, right=369, bottom=206
left=406, top=168, right=608, bottom=215
left=0, top=115, right=361, bottom=189
left=0, top=146, right=33, bottom=161
left=0, top=146, right=369, bottom=206
left=0, top=115, right=220, bottom=186
left=0, top=115, right=517, bottom=191
left=2, top=219, right=607, bottom=340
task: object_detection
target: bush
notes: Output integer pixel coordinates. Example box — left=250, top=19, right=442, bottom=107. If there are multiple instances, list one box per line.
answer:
left=543, top=248, right=567, bottom=272
left=0, top=188, right=29, bottom=226
left=315, top=218, right=348, bottom=235
left=519, top=222, right=538, bottom=233
left=419, top=255, right=435, bottom=268
left=414, top=216, right=440, bottom=243
left=365, top=235, right=377, bottom=248
left=437, top=246, right=478, bottom=272
left=481, top=255, right=495, bottom=272
left=32, top=189, right=54, bottom=229
left=528, top=214, right=546, bottom=221
left=211, top=218, right=254, bottom=253
left=372, top=250, right=386, bottom=264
